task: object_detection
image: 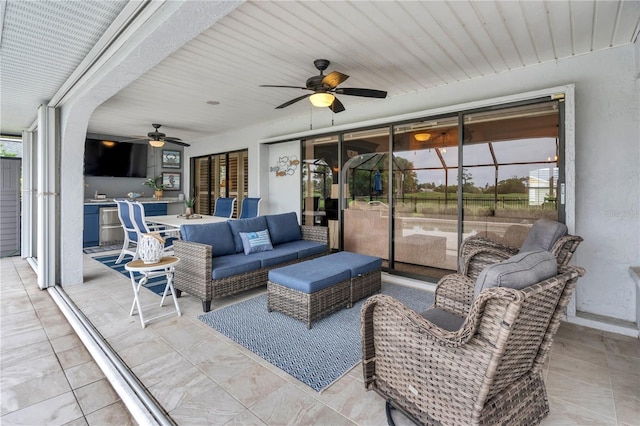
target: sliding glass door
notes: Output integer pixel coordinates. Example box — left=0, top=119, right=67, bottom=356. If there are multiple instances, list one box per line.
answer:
left=391, top=117, right=459, bottom=277
left=461, top=101, right=561, bottom=250
left=192, top=149, right=248, bottom=217
left=300, top=98, right=564, bottom=281
left=342, top=128, right=390, bottom=265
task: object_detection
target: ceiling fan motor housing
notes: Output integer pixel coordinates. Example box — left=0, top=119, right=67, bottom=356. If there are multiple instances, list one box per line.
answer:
left=313, top=59, right=330, bottom=71
left=306, top=75, right=326, bottom=90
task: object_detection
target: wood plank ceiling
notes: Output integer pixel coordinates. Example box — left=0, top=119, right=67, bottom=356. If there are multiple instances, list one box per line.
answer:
left=1, top=1, right=638, bottom=141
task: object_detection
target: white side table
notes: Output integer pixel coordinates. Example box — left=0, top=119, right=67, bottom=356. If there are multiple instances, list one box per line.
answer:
left=125, top=256, right=181, bottom=328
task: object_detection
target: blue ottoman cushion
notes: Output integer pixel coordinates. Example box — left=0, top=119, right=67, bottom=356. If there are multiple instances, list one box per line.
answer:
left=314, top=251, right=381, bottom=277
left=269, top=262, right=351, bottom=294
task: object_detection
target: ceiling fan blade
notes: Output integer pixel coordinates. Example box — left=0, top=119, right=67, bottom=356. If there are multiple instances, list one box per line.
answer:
left=165, top=139, right=191, bottom=147
left=335, top=87, right=387, bottom=98
left=260, top=84, right=309, bottom=90
left=322, top=71, right=349, bottom=89
left=276, top=93, right=311, bottom=109
left=328, top=97, right=345, bottom=113
left=118, top=137, right=147, bottom=143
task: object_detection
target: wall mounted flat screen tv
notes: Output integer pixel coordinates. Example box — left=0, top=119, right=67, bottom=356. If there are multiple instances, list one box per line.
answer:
left=84, top=139, right=148, bottom=178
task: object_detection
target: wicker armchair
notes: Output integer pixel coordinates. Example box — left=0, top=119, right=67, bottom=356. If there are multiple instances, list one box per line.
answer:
left=361, top=265, right=585, bottom=426
left=459, top=220, right=583, bottom=280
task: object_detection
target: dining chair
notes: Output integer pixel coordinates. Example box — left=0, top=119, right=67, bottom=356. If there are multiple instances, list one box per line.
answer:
left=129, top=201, right=177, bottom=255
left=239, top=197, right=261, bottom=219
left=213, top=197, right=236, bottom=218
left=114, top=199, right=139, bottom=264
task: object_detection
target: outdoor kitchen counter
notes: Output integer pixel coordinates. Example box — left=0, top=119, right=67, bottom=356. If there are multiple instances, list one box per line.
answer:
left=84, top=198, right=182, bottom=205
left=83, top=199, right=184, bottom=247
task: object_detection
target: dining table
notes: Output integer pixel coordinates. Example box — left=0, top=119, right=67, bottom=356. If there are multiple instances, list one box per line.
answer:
left=146, top=214, right=229, bottom=230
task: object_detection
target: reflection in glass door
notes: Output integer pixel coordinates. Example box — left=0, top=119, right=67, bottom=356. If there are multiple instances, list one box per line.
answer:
left=302, top=136, right=339, bottom=249
left=392, top=117, right=459, bottom=277
left=342, top=128, right=390, bottom=266
left=461, top=101, right=561, bottom=250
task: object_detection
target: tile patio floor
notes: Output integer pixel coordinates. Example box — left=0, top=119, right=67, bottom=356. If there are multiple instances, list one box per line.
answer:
left=1, top=254, right=639, bottom=425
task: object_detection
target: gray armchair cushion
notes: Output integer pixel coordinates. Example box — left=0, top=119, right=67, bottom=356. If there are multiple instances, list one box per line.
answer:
left=420, top=307, right=465, bottom=332
left=519, top=219, right=568, bottom=253
left=475, top=250, right=557, bottom=298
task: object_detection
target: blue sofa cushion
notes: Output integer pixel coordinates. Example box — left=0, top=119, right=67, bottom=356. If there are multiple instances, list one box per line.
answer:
left=519, top=218, right=568, bottom=253
left=249, top=248, right=299, bottom=268
left=240, top=229, right=273, bottom=255
left=276, top=240, right=327, bottom=259
left=266, top=212, right=302, bottom=245
left=268, top=262, right=351, bottom=294
left=228, top=216, right=269, bottom=253
left=180, top=222, right=236, bottom=257
left=475, top=250, right=558, bottom=299
left=211, top=253, right=262, bottom=280
left=313, top=251, right=381, bottom=277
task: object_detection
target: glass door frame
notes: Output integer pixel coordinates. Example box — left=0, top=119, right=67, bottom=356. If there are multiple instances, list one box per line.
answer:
left=300, top=92, right=568, bottom=282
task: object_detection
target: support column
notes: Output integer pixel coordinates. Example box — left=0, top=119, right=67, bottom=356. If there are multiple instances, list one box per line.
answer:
left=36, top=106, right=59, bottom=289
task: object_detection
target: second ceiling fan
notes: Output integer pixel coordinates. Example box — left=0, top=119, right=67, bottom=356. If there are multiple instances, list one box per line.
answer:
left=125, top=124, right=190, bottom=148
left=260, top=59, right=387, bottom=113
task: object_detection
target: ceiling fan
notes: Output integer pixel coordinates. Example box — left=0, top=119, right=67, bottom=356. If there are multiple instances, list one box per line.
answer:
left=260, top=59, right=387, bottom=113
left=125, top=124, right=190, bottom=148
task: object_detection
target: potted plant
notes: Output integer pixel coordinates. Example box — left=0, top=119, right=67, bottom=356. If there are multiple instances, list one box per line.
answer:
left=143, top=176, right=166, bottom=200
left=184, top=197, right=196, bottom=216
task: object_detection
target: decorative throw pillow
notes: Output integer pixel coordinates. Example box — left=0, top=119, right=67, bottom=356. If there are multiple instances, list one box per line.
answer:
left=239, top=229, right=273, bottom=255
left=228, top=216, right=269, bottom=253
left=474, top=250, right=557, bottom=299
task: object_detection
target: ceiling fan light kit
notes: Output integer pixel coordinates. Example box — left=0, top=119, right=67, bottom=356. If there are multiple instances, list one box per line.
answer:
left=415, top=133, right=431, bottom=142
left=149, top=139, right=164, bottom=148
left=309, top=92, right=335, bottom=107
left=260, top=58, right=387, bottom=113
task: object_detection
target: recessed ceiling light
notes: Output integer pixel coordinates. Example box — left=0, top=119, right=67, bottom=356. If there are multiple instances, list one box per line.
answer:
left=206, top=100, right=220, bottom=106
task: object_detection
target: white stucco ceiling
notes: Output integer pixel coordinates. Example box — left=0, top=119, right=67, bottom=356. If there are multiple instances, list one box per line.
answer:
left=1, top=0, right=639, bottom=143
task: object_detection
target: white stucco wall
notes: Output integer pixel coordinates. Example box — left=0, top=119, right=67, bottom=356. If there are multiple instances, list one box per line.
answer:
left=182, top=43, right=639, bottom=323
left=266, top=141, right=302, bottom=217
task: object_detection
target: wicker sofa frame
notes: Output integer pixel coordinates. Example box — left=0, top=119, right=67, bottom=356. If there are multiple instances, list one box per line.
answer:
left=361, top=265, right=585, bottom=426
left=173, top=225, right=328, bottom=312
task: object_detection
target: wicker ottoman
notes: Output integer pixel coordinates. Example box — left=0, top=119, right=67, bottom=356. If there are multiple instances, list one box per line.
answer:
left=267, top=252, right=382, bottom=328
left=312, top=251, right=382, bottom=303
left=268, top=261, right=351, bottom=329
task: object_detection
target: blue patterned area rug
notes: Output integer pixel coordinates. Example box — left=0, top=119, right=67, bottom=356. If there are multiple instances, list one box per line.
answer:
left=93, top=254, right=168, bottom=296
left=198, top=283, right=434, bottom=392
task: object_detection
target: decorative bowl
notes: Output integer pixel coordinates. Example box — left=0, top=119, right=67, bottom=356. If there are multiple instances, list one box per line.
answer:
left=127, top=192, right=142, bottom=199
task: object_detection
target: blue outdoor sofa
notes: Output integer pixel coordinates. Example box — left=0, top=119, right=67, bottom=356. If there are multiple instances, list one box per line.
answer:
left=173, top=212, right=329, bottom=312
